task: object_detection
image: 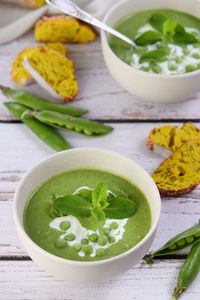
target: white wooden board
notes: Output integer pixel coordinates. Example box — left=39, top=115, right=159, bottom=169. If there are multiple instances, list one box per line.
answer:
left=0, top=260, right=200, bottom=300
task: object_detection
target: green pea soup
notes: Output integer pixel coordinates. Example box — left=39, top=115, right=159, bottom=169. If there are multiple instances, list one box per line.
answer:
left=109, top=9, right=200, bottom=75
left=23, top=169, right=151, bottom=261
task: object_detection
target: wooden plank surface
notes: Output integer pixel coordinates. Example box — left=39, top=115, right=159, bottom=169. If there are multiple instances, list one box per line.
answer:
left=0, top=259, right=200, bottom=300
left=1, top=33, right=200, bottom=121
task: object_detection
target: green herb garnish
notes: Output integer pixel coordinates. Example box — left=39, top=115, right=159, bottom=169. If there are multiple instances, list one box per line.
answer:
left=135, top=31, right=162, bottom=46
left=52, top=182, right=137, bottom=221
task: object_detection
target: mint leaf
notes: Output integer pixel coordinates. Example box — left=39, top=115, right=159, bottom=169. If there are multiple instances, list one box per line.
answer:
left=150, top=13, right=167, bottom=33
left=92, top=182, right=107, bottom=208
left=91, top=207, right=105, bottom=222
left=139, top=48, right=170, bottom=63
left=135, top=30, right=162, bottom=46
left=104, top=197, right=137, bottom=219
left=53, top=195, right=92, bottom=217
left=163, top=18, right=177, bottom=39
left=173, top=24, right=198, bottom=44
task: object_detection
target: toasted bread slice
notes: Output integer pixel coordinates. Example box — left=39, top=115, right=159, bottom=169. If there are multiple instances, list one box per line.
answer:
left=22, top=0, right=45, bottom=7
left=11, top=43, right=67, bottom=87
left=152, top=139, right=200, bottom=196
left=23, top=47, right=78, bottom=101
left=35, top=15, right=96, bottom=43
left=146, top=123, right=200, bottom=157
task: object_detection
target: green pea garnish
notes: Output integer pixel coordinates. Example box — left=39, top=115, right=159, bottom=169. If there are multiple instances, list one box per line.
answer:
left=73, top=243, right=81, bottom=252
left=99, top=227, right=111, bottom=236
left=81, top=238, right=89, bottom=245
left=110, top=222, right=118, bottom=230
left=55, top=239, right=67, bottom=249
left=109, top=236, right=115, bottom=243
left=60, top=221, right=71, bottom=230
left=98, top=235, right=109, bottom=246
left=89, top=233, right=98, bottom=243
left=64, top=233, right=76, bottom=241
left=82, top=245, right=93, bottom=255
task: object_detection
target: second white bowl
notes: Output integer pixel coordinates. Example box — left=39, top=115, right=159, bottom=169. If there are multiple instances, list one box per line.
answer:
left=101, top=0, right=200, bottom=102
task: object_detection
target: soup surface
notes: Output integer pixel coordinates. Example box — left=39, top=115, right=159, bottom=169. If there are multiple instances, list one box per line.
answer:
left=24, top=169, right=151, bottom=261
left=109, top=9, right=200, bottom=75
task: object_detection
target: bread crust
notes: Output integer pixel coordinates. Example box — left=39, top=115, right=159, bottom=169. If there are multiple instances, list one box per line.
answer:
left=146, top=128, right=173, bottom=157
left=152, top=139, right=200, bottom=196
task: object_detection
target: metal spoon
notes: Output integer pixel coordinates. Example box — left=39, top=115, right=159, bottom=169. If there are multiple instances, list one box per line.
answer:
left=45, top=0, right=136, bottom=48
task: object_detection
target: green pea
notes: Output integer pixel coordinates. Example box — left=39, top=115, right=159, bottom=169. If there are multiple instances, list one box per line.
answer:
left=77, top=188, right=92, bottom=199
left=64, top=233, right=76, bottom=241
left=168, top=64, right=177, bottom=71
left=109, top=236, right=115, bottom=243
left=75, top=127, right=82, bottom=133
left=185, top=64, right=197, bottom=73
left=110, top=222, right=118, bottom=230
left=55, top=239, right=67, bottom=248
left=194, top=232, right=200, bottom=237
left=151, top=64, right=162, bottom=74
left=60, top=221, right=71, bottom=230
left=84, top=129, right=93, bottom=136
left=98, top=235, right=109, bottom=246
left=186, top=236, right=195, bottom=244
left=89, top=233, right=98, bottom=242
left=73, top=243, right=81, bottom=251
left=192, top=53, right=200, bottom=59
left=82, top=245, right=93, bottom=255
left=175, top=57, right=184, bottom=64
left=99, top=227, right=111, bottom=236
left=81, top=238, right=89, bottom=245
left=177, top=239, right=185, bottom=247
left=96, top=248, right=106, bottom=257
left=168, top=244, right=177, bottom=251
left=183, top=48, right=190, bottom=55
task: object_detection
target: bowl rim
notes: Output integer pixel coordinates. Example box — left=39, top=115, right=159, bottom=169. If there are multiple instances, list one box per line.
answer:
left=13, top=147, right=161, bottom=266
left=101, top=0, right=200, bottom=79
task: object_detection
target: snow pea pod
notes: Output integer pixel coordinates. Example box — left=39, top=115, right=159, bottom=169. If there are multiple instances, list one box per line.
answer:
left=4, top=102, right=71, bottom=151
left=33, top=110, right=113, bottom=136
left=172, top=241, right=200, bottom=299
left=144, top=222, right=200, bottom=264
left=0, top=85, right=87, bottom=117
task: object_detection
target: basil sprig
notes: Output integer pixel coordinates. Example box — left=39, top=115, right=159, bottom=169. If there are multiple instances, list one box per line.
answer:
left=135, top=13, right=198, bottom=46
left=52, top=182, right=137, bottom=221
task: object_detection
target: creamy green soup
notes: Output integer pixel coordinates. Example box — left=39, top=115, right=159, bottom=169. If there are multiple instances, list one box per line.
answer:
left=109, top=9, right=200, bottom=75
left=23, top=169, right=151, bottom=261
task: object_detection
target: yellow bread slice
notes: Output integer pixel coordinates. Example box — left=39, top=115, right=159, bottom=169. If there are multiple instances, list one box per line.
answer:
left=22, top=0, right=45, bottom=7
left=11, top=43, right=67, bottom=87
left=35, top=15, right=96, bottom=43
left=146, top=123, right=200, bottom=157
left=152, top=139, right=200, bottom=196
left=23, top=48, right=78, bottom=101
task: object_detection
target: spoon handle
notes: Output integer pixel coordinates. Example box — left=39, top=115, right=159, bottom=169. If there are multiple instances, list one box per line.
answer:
left=45, top=0, right=136, bottom=48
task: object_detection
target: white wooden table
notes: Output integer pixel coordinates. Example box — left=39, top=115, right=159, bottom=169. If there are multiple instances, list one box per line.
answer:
left=1, top=29, right=200, bottom=300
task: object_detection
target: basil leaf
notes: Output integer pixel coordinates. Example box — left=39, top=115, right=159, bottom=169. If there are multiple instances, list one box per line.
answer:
left=139, top=48, right=170, bottom=63
left=53, top=195, right=92, bottom=217
left=92, top=182, right=107, bottom=208
left=150, top=13, right=167, bottom=33
left=163, top=18, right=177, bottom=38
left=104, top=197, right=137, bottom=219
left=173, top=24, right=198, bottom=44
left=135, top=30, right=162, bottom=46
left=91, top=207, right=105, bottom=222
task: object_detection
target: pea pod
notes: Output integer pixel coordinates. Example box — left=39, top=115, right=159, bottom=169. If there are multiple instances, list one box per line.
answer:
left=32, top=110, right=113, bottom=136
left=172, top=241, right=200, bottom=299
left=144, top=222, right=200, bottom=264
left=4, top=102, right=71, bottom=152
left=0, top=85, right=87, bottom=117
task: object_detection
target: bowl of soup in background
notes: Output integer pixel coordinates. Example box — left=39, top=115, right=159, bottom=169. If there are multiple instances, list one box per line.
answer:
left=101, top=0, right=200, bottom=102
left=13, top=148, right=161, bottom=284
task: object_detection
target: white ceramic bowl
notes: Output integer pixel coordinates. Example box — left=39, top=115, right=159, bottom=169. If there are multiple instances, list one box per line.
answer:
left=101, top=0, right=200, bottom=102
left=13, top=148, right=161, bottom=284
